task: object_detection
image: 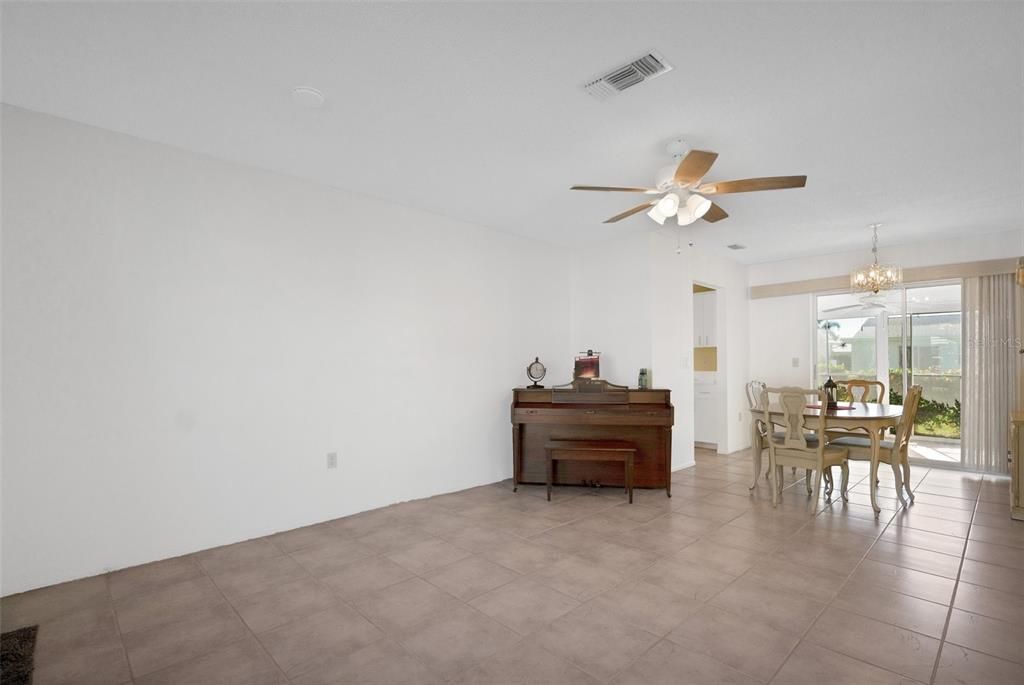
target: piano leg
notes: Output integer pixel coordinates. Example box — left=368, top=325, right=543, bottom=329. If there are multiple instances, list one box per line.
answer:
left=664, top=427, right=672, bottom=497
left=512, top=423, right=521, bottom=492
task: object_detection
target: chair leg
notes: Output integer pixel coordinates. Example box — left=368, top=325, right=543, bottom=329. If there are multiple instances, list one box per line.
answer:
left=805, top=469, right=813, bottom=496
left=770, top=460, right=780, bottom=506
left=840, top=462, right=849, bottom=502
left=901, top=452, right=914, bottom=502
left=823, top=467, right=834, bottom=497
left=812, top=470, right=822, bottom=503
left=891, top=459, right=907, bottom=507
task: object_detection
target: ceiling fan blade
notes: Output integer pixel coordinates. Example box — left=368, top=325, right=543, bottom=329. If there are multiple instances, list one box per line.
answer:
left=698, top=175, right=807, bottom=195
left=821, top=304, right=870, bottom=316
left=701, top=203, right=728, bottom=223
left=822, top=303, right=886, bottom=316
left=571, top=185, right=659, bottom=194
left=604, top=201, right=655, bottom=224
left=673, top=150, right=719, bottom=186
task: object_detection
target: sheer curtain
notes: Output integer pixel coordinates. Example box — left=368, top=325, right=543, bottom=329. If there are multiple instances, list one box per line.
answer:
left=962, top=273, right=1020, bottom=472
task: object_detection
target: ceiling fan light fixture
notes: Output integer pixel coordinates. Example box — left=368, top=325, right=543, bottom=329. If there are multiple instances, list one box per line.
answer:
left=686, top=193, right=711, bottom=219
left=677, top=207, right=697, bottom=226
left=655, top=193, right=680, bottom=216
left=646, top=206, right=668, bottom=225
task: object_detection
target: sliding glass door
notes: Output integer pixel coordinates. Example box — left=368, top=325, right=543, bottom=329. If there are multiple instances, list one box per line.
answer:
left=890, top=284, right=962, bottom=462
left=815, top=282, right=962, bottom=464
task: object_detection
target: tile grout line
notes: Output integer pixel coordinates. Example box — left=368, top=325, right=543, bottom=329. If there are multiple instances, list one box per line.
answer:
left=102, top=570, right=136, bottom=683
left=198, top=555, right=296, bottom=685
left=926, top=475, right=982, bottom=685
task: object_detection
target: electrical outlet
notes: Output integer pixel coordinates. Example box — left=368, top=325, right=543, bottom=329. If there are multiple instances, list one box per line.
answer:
left=326, top=452, right=338, bottom=469
left=792, top=357, right=800, bottom=368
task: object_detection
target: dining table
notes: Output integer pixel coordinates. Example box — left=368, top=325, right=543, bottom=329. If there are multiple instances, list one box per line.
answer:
left=749, top=402, right=905, bottom=515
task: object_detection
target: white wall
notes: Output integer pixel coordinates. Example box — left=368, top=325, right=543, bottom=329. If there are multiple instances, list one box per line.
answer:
left=748, top=294, right=814, bottom=387
left=1, top=107, right=574, bottom=594
left=569, top=232, right=652, bottom=387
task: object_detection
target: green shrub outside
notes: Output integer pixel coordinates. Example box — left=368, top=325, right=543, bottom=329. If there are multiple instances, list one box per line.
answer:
left=830, top=370, right=961, bottom=439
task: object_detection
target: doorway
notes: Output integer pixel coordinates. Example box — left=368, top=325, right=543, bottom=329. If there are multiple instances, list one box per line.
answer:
left=693, top=283, right=719, bottom=451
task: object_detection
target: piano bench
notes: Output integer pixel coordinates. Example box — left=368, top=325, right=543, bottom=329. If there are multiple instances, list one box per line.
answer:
left=544, top=440, right=636, bottom=504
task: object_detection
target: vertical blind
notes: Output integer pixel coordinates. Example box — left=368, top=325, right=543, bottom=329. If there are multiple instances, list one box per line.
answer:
left=962, top=273, right=1020, bottom=472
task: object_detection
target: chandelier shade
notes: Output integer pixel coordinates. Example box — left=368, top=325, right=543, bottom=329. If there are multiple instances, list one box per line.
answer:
left=850, top=224, right=902, bottom=294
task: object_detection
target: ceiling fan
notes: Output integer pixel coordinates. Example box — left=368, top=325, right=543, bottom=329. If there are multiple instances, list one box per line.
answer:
left=821, top=293, right=889, bottom=318
left=571, top=139, right=807, bottom=225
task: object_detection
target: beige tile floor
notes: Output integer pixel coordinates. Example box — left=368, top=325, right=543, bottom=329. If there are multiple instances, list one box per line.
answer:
left=3, top=447, right=1024, bottom=684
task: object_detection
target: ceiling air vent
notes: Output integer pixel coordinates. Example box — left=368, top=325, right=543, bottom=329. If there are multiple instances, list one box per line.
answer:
left=727, top=244, right=747, bottom=251
left=583, top=52, right=673, bottom=101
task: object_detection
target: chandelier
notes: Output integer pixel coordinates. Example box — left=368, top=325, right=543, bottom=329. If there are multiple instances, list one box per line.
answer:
left=850, top=223, right=901, bottom=294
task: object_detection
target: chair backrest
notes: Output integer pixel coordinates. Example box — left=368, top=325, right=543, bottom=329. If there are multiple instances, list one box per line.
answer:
left=746, top=380, right=767, bottom=410
left=761, top=386, right=827, bottom=454
left=839, top=379, right=886, bottom=403
left=746, top=380, right=769, bottom=438
left=893, top=385, right=923, bottom=454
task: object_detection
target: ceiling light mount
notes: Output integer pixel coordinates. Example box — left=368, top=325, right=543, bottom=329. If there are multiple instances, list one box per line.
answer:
left=665, top=137, right=690, bottom=160
left=291, top=86, right=325, bottom=109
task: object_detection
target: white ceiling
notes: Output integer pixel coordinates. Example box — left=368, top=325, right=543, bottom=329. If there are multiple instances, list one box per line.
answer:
left=3, top=2, right=1022, bottom=264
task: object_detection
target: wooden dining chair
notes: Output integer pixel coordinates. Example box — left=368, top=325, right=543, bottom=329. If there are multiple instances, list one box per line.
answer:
left=838, top=379, right=886, bottom=404
left=825, top=385, right=922, bottom=504
left=760, top=386, right=850, bottom=505
left=746, top=380, right=771, bottom=484
left=747, top=379, right=802, bottom=485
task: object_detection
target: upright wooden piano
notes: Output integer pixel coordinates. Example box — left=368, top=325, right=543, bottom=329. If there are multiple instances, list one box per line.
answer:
left=511, top=380, right=674, bottom=494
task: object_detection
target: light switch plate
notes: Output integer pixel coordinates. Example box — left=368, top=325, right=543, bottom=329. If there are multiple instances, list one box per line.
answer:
left=327, top=452, right=338, bottom=469
left=792, top=357, right=800, bottom=368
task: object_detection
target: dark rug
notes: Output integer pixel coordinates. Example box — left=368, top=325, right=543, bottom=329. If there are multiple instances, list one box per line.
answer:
left=1, top=625, right=37, bottom=685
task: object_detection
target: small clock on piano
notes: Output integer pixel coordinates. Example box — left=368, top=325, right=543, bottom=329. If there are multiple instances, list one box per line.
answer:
left=526, top=357, right=546, bottom=388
